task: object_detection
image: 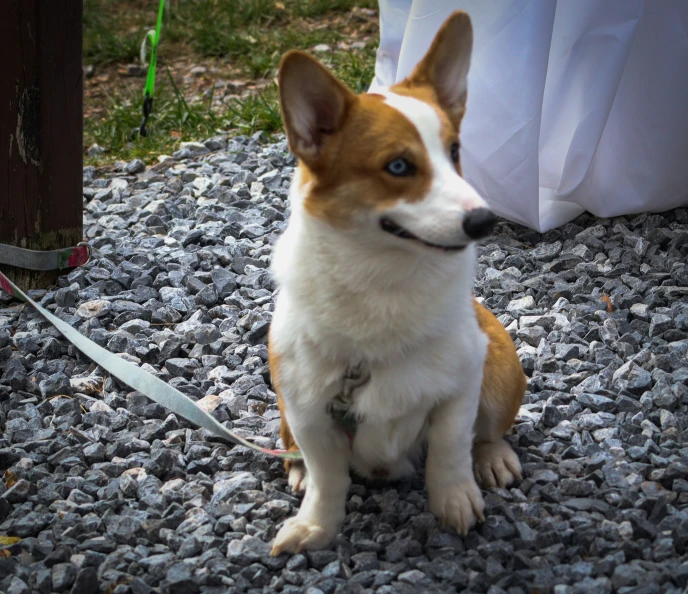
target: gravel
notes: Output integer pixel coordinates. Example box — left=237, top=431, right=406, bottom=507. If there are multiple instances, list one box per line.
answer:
left=1, top=132, right=687, bottom=593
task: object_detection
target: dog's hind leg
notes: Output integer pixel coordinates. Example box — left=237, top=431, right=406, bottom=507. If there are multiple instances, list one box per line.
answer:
left=270, top=341, right=307, bottom=493
left=276, top=382, right=307, bottom=492
left=279, top=411, right=308, bottom=493
left=473, top=438, right=521, bottom=489
left=472, top=301, right=526, bottom=489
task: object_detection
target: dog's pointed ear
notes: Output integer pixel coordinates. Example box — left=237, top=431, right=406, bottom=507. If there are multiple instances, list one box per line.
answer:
left=278, top=51, right=356, bottom=164
left=402, top=11, right=473, bottom=122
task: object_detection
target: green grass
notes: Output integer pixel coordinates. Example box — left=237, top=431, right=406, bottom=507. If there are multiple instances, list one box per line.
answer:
left=86, top=71, right=218, bottom=163
left=85, top=72, right=286, bottom=164
left=84, top=0, right=377, bottom=67
left=294, top=0, right=374, bottom=18
left=164, top=0, right=377, bottom=56
left=164, top=0, right=374, bottom=75
left=83, top=0, right=378, bottom=164
left=324, top=47, right=377, bottom=94
left=165, top=0, right=280, bottom=58
left=83, top=0, right=146, bottom=66
left=225, top=85, right=283, bottom=137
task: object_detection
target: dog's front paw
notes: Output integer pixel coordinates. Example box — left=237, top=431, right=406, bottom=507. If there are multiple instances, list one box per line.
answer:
left=271, top=517, right=337, bottom=555
left=429, top=478, right=485, bottom=536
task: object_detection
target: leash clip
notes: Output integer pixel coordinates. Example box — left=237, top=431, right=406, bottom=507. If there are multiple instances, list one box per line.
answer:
left=327, top=362, right=371, bottom=443
left=76, top=242, right=92, bottom=266
left=139, top=93, right=154, bottom=138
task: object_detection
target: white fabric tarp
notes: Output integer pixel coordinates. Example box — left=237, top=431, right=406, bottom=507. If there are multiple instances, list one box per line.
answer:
left=370, top=0, right=688, bottom=232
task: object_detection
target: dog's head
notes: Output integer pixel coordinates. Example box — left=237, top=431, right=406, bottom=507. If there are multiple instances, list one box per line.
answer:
left=278, top=11, right=493, bottom=253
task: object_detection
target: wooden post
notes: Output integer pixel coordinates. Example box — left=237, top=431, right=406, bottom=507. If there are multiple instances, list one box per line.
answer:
left=0, top=0, right=83, bottom=290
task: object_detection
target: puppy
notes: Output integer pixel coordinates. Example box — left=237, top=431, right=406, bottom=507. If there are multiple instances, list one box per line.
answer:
left=268, top=11, right=526, bottom=555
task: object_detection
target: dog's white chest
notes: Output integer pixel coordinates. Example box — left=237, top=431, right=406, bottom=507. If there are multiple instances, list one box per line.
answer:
left=340, top=327, right=486, bottom=479
left=348, top=404, right=430, bottom=480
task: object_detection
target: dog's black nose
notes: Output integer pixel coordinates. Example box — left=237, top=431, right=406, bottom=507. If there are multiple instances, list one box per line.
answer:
left=463, top=208, right=496, bottom=240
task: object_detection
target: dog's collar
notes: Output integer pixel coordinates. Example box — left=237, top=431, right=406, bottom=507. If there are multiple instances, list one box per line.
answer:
left=327, top=362, right=370, bottom=444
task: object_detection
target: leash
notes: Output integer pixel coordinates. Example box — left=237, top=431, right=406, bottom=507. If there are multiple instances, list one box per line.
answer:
left=0, top=269, right=302, bottom=460
left=138, top=0, right=166, bottom=137
left=0, top=243, right=91, bottom=271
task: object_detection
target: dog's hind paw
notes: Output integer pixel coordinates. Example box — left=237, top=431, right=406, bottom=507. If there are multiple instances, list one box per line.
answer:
left=271, top=517, right=336, bottom=555
left=428, top=477, right=485, bottom=536
left=288, top=462, right=308, bottom=494
left=473, top=439, right=522, bottom=489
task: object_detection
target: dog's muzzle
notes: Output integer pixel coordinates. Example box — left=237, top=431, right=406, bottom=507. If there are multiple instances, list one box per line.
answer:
left=380, top=218, right=468, bottom=252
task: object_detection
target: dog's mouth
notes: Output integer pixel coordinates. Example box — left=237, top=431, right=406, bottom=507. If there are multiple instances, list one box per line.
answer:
left=379, top=218, right=467, bottom=252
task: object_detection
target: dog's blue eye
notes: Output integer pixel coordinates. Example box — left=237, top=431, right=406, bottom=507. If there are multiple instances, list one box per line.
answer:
left=450, top=142, right=460, bottom=163
left=385, top=158, right=415, bottom=177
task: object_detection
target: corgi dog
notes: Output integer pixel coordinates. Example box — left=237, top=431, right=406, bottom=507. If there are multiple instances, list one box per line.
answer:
left=268, top=11, right=526, bottom=555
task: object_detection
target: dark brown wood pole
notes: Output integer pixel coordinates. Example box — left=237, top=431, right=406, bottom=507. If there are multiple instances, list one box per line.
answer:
left=0, top=0, right=84, bottom=290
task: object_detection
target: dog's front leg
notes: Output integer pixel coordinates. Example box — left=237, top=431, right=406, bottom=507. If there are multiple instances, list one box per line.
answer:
left=426, top=385, right=485, bottom=535
left=271, top=411, right=351, bottom=555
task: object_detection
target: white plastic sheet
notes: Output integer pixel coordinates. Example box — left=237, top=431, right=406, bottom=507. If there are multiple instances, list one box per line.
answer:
left=371, top=0, right=688, bottom=232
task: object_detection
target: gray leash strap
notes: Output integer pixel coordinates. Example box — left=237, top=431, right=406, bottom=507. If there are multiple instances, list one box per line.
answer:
left=0, top=270, right=302, bottom=460
left=0, top=243, right=92, bottom=271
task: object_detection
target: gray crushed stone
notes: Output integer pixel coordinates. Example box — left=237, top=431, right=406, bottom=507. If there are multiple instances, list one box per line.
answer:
left=1, top=132, right=687, bottom=594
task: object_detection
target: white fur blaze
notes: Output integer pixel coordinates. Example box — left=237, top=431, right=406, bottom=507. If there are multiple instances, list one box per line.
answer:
left=379, top=91, right=488, bottom=247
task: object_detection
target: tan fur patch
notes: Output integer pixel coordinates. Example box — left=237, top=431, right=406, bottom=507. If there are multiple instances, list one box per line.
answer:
left=268, top=336, right=302, bottom=474
left=394, top=11, right=472, bottom=129
left=473, top=300, right=527, bottom=440
left=300, top=93, right=436, bottom=227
